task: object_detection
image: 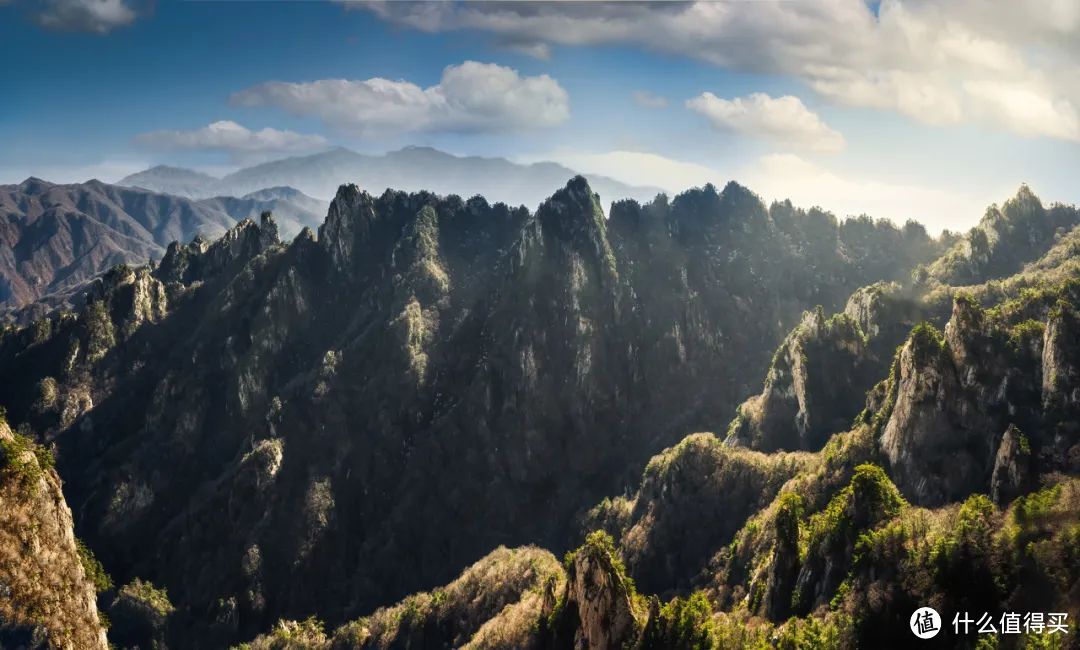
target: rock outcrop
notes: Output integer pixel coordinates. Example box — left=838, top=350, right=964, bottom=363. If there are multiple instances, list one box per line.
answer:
left=550, top=532, right=643, bottom=650
left=727, top=283, right=923, bottom=452
left=990, top=424, right=1033, bottom=505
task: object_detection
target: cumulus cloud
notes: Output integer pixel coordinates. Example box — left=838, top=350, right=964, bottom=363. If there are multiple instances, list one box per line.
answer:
left=964, top=81, right=1080, bottom=141
left=687, top=92, right=845, bottom=152
left=135, top=121, right=328, bottom=163
left=633, top=90, right=668, bottom=110
left=33, top=0, right=137, bottom=33
left=230, top=61, right=569, bottom=136
left=355, top=0, right=1080, bottom=142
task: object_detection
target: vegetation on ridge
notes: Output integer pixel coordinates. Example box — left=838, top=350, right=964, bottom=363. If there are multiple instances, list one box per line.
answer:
left=6, top=181, right=1080, bottom=647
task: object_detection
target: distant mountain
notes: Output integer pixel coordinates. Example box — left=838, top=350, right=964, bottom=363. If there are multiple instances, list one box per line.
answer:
left=197, top=187, right=328, bottom=241
left=0, top=178, right=236, bottom=313
left=120, top=146, right=664, bottom=207
left=119, top=165, right=218, bottom=199
left=0, top=177, right=332, bottom=320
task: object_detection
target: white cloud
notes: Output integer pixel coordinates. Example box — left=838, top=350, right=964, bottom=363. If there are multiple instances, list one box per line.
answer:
left=135, top=121, right=328, bottom=163
left=356, top=0, right=1080, bottom=142
left=34, top=0, right=136, bottom=33
left=964, top=81, right=1080, bottom=141
left=687, top=92, right=845, bottom=152
left=633, top=90, right=668, bottom=110
left=230, top=61, right=569, bottom=136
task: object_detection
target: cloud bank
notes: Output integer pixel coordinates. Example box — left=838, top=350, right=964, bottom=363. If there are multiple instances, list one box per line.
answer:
left=33, top=0, right=137, bottom=33
left=687, top=92, right=845, bottom=152
left=135, top=121, right=328, bottom=163
left=356, top=0, right=1080, bottom=142
left=230, top=61, right=570, bottom=136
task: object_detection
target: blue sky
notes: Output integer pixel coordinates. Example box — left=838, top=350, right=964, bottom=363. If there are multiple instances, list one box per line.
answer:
left=3, top=0, right=1080, bottom=232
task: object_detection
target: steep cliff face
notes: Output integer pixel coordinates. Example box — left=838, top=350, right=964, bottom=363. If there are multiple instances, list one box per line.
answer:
left=876, top=288, right=1079, bottom=506
left=0, top=417, right=109, bottom=648
left=1043, top=301, right=1080, bottom=424
left=727, top=308, right=872, bottom=452
left=990, top=423, right=1033, bottom=505
left=727, top=282, right=923, bottom=452
left=877, top=320, right=987, bottom=506
left=510, top=187, right=1080, bottom=649
left=554, top=532, right=644, bottom=650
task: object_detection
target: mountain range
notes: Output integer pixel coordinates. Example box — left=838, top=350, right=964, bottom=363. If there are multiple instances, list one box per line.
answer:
left=2, top=178, right=1079, bottom=648
left=2, top=146, right=661, bottom=321
left=119, top=146, right=663, bottom=206
left=0, top=179, right=326, bottom=318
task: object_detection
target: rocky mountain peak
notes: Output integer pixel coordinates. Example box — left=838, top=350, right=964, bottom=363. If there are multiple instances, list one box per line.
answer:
left=155, top=212, right=280, bottom=287
left=990, top=424, right=1033, bottom=505
left=16, top=177, right=51, bottom=195
left=538, top=176, right=604, bottom=238
left=258, top=211, right=279, bottom=249
left=535, top=175, right=618, bottom=285
left=554, top=532, right=643, bottom=649
left=318, top=183, right=375, bottom=273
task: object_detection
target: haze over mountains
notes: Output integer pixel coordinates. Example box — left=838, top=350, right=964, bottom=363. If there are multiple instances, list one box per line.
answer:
left=0, top=178, right=327, bottom=318
left=0, top=147, right=660, bottom=320
left=119, top=146, right=663, bottom=206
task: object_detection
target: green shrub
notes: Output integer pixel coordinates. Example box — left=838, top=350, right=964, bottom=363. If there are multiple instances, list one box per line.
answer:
left=807, top=464, right=905, bottom=550
left=0, top=429, right=54, bottom=489
left=640, top=592, right=717, bottom=650
left=1008, top=319, right=1045, bottom=351
left=572, top=530, right=636, bottom=594
left=908, top=321, right=947, bottom=367
left=775, top=492, right=804, bottom=543
left=77, top=540, right=113, bottom=593
left=773, top=615, right=850, bottom=650
left=930, top=495, right=1003, bottom=605
left=232, top=616, right=326, bottom=649
left=120, top=578, right=174, bottom=616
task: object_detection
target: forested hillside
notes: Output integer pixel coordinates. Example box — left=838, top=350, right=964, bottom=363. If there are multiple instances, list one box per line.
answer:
left=4, top=180, right=1078, bottom=648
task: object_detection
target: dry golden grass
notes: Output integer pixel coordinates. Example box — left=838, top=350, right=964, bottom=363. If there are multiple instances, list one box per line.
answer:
left=0, top=419, right=108, bottom=648
left=336, top=545, right=562, bottom=649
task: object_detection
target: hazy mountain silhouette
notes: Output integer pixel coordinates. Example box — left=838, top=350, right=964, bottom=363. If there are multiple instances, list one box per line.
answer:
left=120, top=146, right=664, bottom=207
